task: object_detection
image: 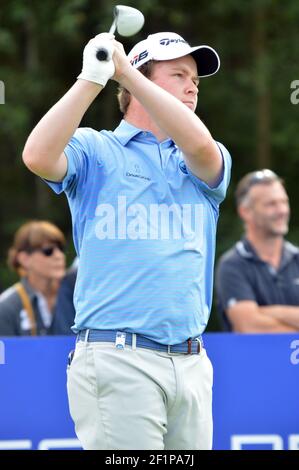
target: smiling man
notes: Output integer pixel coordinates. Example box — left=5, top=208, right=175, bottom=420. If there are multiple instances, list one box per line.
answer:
left=22, top=31, right=231, bottom=450
left=216, top=169, right=299, bottom=333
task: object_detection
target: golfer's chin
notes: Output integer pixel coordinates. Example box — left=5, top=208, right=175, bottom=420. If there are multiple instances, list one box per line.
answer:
left=183, top=101, right=196, bottom=112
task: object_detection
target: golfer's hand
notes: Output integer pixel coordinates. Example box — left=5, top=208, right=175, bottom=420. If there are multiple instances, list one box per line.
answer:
left=112, top=40, right=134, bottom=84
left=77, top=33, right=115, bottom=87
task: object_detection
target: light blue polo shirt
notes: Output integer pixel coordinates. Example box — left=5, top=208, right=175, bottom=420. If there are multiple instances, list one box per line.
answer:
left=46, top=120, right=231, bottom=344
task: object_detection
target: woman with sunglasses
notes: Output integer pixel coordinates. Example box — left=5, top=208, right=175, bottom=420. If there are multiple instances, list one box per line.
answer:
left=0, top=220, right=66, bottom=336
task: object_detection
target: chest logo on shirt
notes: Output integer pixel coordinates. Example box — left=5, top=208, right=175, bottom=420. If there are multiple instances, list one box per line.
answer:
left=126, top=163, right=151, bottom=181
left=179, top=161, right=188, bottom=174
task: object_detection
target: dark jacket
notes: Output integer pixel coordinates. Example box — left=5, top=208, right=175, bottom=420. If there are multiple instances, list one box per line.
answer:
left=50, top=266, right=77, bottom=335
left=0, top=278, right=51, bottom=336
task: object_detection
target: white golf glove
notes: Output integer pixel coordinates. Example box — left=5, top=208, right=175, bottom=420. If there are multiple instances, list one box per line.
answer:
left=77, top=33, right=115, bottom=87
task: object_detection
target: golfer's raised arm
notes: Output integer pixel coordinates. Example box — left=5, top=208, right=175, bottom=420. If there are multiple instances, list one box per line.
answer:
left=22, top=34, right=115, bottom=182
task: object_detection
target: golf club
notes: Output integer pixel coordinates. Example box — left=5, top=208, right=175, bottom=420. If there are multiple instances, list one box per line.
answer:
left=96, top=5, right=144, bottom=61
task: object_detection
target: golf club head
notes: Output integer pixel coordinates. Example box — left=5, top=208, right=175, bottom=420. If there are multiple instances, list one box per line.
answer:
left=114, top=5, right=144, bottom=37
left=96, top=5, right=144, bottom=61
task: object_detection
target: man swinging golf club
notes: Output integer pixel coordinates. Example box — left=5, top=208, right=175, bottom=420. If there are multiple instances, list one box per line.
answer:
left=22, top=6, right=231, bottom=450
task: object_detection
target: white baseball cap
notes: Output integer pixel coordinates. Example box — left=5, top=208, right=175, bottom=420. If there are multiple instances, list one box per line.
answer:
left=128, top=32, right=220, bottom=78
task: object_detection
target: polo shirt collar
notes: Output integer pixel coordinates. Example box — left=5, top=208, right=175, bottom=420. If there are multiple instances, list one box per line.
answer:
left=237, top=237, right=299, bottom=268
left=113, top=120, right=143, bottom=145
left=236, top=238, right=259, bottom=260
left=113, top=119, right=174, bottom=147
left=282, top=241, right=299, bottom=268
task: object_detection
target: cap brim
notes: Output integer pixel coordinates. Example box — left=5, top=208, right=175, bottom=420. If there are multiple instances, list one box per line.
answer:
left=190, top=45, right=220, bottom=77
left=128, top=39, right=220, bottom=77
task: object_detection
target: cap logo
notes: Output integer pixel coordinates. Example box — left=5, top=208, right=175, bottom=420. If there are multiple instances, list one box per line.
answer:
left=130, top=50, right=149, bottom=66
left=159, top=38, right=188, bottom=46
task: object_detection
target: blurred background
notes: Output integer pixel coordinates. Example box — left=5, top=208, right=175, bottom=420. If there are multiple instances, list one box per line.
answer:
left=0, top=0, right=299, bottom=330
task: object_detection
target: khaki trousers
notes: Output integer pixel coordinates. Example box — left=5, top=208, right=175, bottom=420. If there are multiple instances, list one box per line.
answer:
left=67, top=340, right=213, bottom=450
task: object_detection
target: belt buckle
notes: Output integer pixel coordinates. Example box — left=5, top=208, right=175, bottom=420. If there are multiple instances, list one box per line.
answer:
left=178, top=338, right=192, bottom=355
left=167, top=338, right=202, bottom=355
left=195, top=337, right=202, bottom=354
left=167, top=339, right=192, bottom=355
left=186, top=338, right=202, bottom=355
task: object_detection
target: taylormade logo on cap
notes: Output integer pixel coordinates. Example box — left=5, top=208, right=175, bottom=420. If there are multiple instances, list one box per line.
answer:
left=128, top=32, right=220, bottom=78
left=159, top=37, right=187, bottom=46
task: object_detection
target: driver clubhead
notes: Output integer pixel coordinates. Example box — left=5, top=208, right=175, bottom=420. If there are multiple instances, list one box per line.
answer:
left=114, top=5, right=144, bottom=37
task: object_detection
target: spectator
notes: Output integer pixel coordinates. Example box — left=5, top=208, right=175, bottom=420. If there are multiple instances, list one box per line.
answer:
left=51, top=263, right=77, bottom=335
left=0, top=220, right=66, bottom=336
left=216, top=169, right=299, bottom=332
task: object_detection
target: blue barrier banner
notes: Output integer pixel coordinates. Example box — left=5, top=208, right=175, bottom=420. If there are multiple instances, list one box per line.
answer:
left=205, top=333, right=299, bottom=450
left=0, top=334, right=298, bottom=450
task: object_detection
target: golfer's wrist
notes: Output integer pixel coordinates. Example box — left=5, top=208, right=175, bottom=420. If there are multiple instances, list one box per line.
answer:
left=116, top=65, right=141, bottom=88
left=76, top=78, right=104, bottom=92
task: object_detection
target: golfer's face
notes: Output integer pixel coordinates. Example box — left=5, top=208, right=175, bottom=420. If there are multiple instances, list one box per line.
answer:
left=150, top=55, right=199, bottom=112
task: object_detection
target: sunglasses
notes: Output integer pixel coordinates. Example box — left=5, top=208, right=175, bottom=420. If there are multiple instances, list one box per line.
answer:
left=246, top=169, right=278, bottom=184
left=28, top=242, right=65, bottom=257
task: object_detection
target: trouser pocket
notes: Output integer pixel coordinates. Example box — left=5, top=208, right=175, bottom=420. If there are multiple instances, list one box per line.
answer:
left=67, top=349, right=75, bottom=371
